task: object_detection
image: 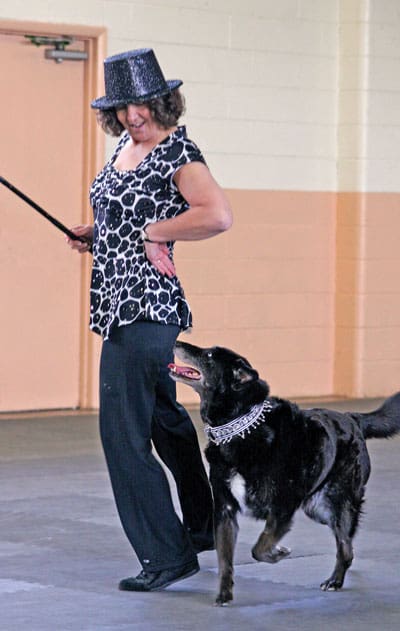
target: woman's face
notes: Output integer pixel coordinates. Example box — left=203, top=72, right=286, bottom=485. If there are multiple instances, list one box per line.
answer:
left=116, top=103, right=160, bottom=143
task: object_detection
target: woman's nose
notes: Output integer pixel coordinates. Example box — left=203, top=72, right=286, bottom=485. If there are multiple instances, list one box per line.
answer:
left=126, top=103, right=140, bottom=119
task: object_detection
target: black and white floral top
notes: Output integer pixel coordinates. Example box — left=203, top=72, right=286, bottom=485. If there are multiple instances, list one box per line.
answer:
left=89, top=126, right=205, bottom=339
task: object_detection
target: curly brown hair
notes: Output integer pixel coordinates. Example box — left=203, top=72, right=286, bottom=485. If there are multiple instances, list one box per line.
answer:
left=96, top=89, right=186, bottom=137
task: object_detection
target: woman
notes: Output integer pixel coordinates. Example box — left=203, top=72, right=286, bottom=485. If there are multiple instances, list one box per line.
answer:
left=68, top=48, right=232, bottom=592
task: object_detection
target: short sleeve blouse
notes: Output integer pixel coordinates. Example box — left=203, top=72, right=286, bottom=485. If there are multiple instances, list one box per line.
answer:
left=89, top=126, right=206, bottom=339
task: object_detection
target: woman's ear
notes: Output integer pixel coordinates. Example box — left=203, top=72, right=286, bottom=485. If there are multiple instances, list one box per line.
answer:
left=232, top=359, right=259, bottom=391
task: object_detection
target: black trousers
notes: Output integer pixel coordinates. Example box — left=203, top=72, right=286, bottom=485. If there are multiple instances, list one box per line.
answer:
left=99, top=321, right=213, bottom=572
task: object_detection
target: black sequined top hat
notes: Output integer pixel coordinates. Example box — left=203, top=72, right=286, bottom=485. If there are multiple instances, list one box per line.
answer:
left=91, top=48, right=183, bottom=110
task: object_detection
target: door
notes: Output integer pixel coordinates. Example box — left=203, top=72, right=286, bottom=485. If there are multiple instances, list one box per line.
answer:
left=0, top=31, right=88, bottom=411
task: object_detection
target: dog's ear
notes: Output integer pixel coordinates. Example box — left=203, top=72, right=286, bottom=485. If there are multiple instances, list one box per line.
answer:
left=232, top=359, right=259, bottom=391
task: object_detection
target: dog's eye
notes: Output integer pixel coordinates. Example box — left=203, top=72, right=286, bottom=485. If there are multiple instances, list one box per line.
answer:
left=206, top=351, right=213, bottom=358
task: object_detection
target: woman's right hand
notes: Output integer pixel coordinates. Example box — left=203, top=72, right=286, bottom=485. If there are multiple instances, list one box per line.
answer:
left=144, top=241, right=176, bottom=278
left=66, top=224, right=93, bottom=254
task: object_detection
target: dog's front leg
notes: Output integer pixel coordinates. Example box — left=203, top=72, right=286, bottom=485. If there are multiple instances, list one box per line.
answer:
left=252, top=514, right=292, bottom=563
left=214, top=506, right=239, bottom=606
left=208, top=456, right=240, bottom=606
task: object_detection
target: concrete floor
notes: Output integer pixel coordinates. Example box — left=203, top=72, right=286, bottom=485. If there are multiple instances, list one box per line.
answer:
left=1, top=398, right=400, bottom=631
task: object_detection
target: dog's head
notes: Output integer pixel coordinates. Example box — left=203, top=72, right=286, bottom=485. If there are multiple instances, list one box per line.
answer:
left=169, top=341, right=270, bottom=426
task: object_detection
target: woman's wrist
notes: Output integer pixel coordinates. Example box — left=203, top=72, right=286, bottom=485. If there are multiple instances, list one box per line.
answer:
left=141, top=224, right=157, bottom=243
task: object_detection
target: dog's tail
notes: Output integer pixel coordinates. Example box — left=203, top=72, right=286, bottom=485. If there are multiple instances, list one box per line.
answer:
left=349, top=392, right=400, bottom=439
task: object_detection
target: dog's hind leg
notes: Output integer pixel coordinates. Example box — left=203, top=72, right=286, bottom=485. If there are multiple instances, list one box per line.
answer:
left=303, top=489, right=361, bottom=591
left=251, top=516, right=292, bottom=563
left=320, top=532, right=354, bottom=591
left=320, top=501, right=361, bottom=591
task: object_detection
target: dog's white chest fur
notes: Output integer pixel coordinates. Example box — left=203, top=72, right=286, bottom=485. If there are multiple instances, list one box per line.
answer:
left=230, top=473, right=248, bottom=513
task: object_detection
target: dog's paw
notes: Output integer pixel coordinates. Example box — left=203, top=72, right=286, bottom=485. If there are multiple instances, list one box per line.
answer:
left=252, top=544, right=291, bottom=564
left=320, top=578, right=343, bottom=591
left=274, top=545, right=291, bottom=560
left=215, top=592, right=233, bottom=607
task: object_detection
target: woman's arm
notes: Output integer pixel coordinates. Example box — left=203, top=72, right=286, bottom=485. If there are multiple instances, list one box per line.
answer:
left=144, top=162, right=232, bottom=242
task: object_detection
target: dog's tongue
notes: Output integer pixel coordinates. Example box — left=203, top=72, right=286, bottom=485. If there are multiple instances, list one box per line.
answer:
left=168, top=363, right=201, bottom=380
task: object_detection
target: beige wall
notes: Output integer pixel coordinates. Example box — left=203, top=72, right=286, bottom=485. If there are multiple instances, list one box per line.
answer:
left=102, top=0, right=339, bottom=191
left=11, top=0, right=338, bottom=191
left=1, top=1, right=400, bottom=410
left=333, top=0, right=400, bottom=397
left=338, top=0, right=400, bottom=193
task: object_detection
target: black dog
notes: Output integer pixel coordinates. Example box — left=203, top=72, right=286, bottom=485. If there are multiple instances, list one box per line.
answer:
left=169, top=341, right=400, bottom=606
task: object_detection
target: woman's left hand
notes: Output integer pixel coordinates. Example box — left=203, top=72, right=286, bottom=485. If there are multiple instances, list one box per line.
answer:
left=144, top=241, right=176, bottom=278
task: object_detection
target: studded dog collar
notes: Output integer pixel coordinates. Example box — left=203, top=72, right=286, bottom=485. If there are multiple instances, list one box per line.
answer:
left=204, top=398, right=276, bottom=445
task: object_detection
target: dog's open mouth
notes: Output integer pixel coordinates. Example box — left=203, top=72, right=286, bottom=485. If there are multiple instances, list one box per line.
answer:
left=168, top=363, right=202, bottom=381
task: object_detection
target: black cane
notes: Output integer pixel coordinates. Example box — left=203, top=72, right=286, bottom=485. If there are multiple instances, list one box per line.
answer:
left=0, top=175, right=92, bottom=252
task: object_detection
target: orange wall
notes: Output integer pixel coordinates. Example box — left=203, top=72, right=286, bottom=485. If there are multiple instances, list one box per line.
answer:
left=0, top=20, right=106, bottom=414
left=174, top=189, right=337, bottom=404
left=84, top=188, right=338, bottom=409
left=3, top=180, right=399, bottom=410
left=2, top=10, right=400, bottom=411
left=335, top=192, right=400, bottom=398
left=86, top=189, right=336, bottom=409
left=173, top=188, right=400, bottom=406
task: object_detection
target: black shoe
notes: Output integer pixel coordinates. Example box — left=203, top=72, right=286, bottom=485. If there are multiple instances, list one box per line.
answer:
left=118, top=559, right=200, bottom=592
